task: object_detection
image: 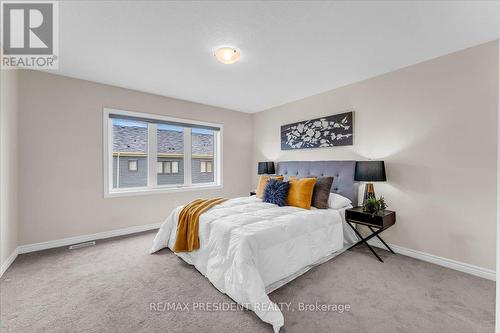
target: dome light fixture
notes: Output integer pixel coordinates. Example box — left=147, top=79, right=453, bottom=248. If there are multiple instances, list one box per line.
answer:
left=214, top=47, right=240, bottom=64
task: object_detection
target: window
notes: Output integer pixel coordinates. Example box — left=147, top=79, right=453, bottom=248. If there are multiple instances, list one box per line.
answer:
left=200, top=161, right=212, bottom=173
left=128, top=160, right=138, bottom=171
left=157, top=161, right=179, bottom=175
left=111, top=118, right=148, bottom=189
left=164, top=161, right=171, bottom=174
left=104, top=108, right=222, bottom=197
left=171, top=161, right=179, bottom=173
left=157, top=124, right=183, bottom=185
left=192, top=129, right=215, bottom=183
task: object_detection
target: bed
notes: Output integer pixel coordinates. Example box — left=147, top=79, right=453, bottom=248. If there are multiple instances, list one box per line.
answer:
left=150, top=161, right=359, bottom=332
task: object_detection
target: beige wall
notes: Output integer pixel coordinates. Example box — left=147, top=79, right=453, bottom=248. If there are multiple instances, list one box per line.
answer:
left=17, top=70, right=253, bottom=245
left=9, top=41, right=499, bottom=272
left=253, top=41, right=498, bottom=270
left=0, top=70, right=19, bottom=267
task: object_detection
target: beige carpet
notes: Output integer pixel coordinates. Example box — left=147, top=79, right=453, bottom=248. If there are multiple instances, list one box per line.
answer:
left=0, top=231, right=495, bottom=332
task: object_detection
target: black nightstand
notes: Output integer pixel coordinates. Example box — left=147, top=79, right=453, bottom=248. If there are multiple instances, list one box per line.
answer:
left=250, top=191, right=256, bottom=196
left=345, top=207, right=396, bottom=262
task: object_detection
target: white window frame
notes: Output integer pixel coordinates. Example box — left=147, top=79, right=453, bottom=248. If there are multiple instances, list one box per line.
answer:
left=128, top=159, right=138, bottom=172
left=103, top=108, right=223, bottom=198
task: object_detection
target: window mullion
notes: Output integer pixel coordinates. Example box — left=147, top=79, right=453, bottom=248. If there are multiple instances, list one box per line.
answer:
left=109, top=118, right=117, bottom=189
left=184, top=128, right=192, bottom=186
left=148, top=123, right=158, bottom=188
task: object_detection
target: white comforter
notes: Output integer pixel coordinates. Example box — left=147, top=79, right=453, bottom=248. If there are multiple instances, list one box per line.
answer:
left=150, top=196, right=356, bottom=332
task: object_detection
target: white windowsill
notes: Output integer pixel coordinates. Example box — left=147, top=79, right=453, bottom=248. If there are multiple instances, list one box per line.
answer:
left=104, top=183, right=223, bottom=198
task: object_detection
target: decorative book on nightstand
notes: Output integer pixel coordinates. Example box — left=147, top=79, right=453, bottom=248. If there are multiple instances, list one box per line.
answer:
left=345, top=207, right=396, bottom=262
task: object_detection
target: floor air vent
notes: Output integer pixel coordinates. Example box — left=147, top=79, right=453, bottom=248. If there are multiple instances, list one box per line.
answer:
left=69, top=241, right=96, bottom=250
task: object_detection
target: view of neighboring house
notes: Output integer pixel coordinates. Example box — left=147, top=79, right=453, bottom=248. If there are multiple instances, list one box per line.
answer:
left=112, top=121, right=214, bottom=188
left=191, top=132, right=215, bottom=183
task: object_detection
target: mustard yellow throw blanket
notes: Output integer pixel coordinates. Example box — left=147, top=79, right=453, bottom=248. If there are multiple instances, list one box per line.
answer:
left=173, top=198, right=227, bottom=253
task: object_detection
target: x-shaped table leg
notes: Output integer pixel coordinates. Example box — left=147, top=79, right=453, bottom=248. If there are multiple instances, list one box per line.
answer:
left=346, top=222, right=392, bottom=262
left=367, top=226, right=395, bottom=254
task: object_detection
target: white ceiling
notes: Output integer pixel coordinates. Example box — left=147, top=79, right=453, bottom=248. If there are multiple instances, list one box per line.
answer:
left=55, top=1, right=500, bottom=113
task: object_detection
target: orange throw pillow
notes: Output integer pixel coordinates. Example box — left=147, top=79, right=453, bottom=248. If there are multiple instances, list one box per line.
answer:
left=256, top=175, right=284, bottom=198
left=287, top=177, right=317, bottom=209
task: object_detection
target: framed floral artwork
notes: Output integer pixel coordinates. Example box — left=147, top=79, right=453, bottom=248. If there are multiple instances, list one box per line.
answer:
left=280, top=111, right=353, bottom=150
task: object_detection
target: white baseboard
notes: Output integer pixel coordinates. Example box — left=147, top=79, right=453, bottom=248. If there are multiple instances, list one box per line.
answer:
left=17, top=223, right=161, bottom=254
left=1, top=223, right=160, bottom=277
left=368, top=239, right=496, bottom=281
left=0, top=248, right=19, bottom=278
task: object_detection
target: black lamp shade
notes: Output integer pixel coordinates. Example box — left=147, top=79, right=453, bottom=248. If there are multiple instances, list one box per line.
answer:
left=258, top=161, right=275, bottom=175
left=355, top=161, right=387, bottom=182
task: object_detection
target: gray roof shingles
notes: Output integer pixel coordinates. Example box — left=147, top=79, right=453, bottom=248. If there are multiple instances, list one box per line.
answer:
left=113, top=126, right=147, bottom=152
left=113, top=125, right=213, bottom=156
left=192, top=133, right=214, bottom=155
left=157, top=130, right=183, bottom=154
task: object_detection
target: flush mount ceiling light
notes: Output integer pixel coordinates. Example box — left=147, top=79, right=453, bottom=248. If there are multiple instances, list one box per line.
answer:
left=214, top=47, right=240, bottom=64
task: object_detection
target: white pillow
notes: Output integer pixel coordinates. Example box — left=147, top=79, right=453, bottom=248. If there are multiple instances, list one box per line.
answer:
left=328, top=193, right=352, bottom=209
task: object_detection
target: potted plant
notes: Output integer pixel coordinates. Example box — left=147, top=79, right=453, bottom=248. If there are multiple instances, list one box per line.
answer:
left=362, top=196, right=387, bottom=217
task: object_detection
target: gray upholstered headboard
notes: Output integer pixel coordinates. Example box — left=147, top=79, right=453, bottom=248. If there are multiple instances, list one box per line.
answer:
left=276, top=161, right=358, bottom=206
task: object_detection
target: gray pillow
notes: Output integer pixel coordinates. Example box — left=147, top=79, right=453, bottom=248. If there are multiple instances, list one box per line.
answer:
left=312, top=177, right=334, bottom=209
